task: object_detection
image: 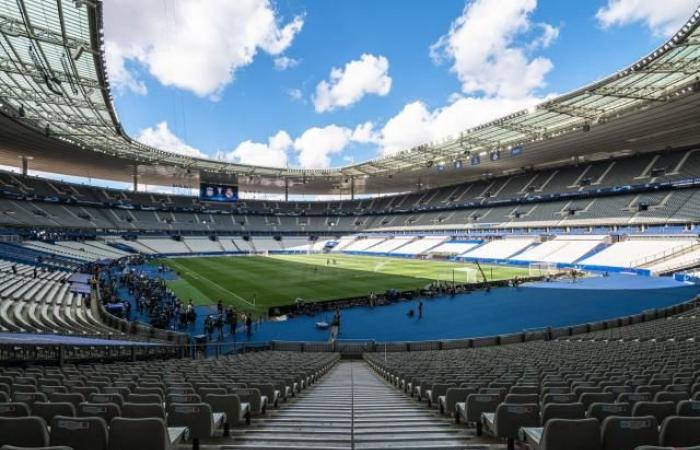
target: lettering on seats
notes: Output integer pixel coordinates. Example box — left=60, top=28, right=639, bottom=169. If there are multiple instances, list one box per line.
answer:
left=175, top=407, right=199, bottom=413
left=57, top=420, right=90, bottom=431
left=474, top=396, right=494, bottom=402
left=620, top=419, right=652, bottom=430
left=506, top=406, right=533, bottom=414
left=83, top=406, right=105, bottom=413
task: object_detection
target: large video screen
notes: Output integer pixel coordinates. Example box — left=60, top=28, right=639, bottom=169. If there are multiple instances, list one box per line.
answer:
left=199, top=183, right=239, bottom=202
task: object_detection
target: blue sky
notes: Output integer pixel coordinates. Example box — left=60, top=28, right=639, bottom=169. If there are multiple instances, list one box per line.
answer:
left=103, top=0, right=699, bottom=170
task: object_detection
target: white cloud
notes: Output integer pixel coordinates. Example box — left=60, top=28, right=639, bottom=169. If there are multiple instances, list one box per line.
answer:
left=596, top=0, right=698, bottom=37
left=103, top=0, right=304, bottom=98
left=294, top=125, right=353, bottom=168
left=378, top=96, right=541, bottom=156
left=287, top=88, right=303, bottom=102
left=430, top=0, right=557, bottom=99
left=313, top=54, right=392, bottom=112
left=226, top=130, right=293, bottom=167
left=274, top=56, right=300, bottom=70
left=105, top=41, right=147, bottom=96
left=136, top=122, right=207, bottom=159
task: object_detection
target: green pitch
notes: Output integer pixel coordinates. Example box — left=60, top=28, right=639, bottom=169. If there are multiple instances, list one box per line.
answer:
left=159, top=254, right=528, bottom=313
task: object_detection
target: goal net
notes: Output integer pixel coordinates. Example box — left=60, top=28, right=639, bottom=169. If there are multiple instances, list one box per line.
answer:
left=436, top=267, right=478, bottom=284
left=529, top=262, right=558, bottom=277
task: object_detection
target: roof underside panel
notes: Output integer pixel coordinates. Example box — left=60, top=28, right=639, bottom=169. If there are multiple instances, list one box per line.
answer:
left=0, top=1, right=696, bottom=195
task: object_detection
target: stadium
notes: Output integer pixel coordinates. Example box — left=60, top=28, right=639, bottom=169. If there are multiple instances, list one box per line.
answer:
left=1, top=0, right=700, bottom=449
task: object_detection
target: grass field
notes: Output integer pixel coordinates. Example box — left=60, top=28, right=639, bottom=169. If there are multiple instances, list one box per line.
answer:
left=159, top=254, right=528, bottom=312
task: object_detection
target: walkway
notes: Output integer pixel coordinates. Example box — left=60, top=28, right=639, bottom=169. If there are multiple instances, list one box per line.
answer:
left=223, top=360, right=488, bottom=449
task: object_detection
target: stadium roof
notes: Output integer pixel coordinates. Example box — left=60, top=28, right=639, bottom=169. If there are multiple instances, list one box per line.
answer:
left=0, top=1, right=698, bottom=195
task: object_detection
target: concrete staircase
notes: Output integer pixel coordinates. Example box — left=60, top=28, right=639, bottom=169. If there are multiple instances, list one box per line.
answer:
left=222, top=361, right=487, bottom=449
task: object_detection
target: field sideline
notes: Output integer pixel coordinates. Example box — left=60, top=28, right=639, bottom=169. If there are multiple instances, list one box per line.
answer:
left=159, top=254, right=528, bottom=312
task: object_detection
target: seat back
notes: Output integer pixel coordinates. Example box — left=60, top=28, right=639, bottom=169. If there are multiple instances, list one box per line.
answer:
left=204, top=394, right=244, bottom=424
left=587, top=402, right=631, bottom=422
left=579, top=392, right=615, bottom=410
left=47, top=393, right=84, bottom=410
left=0, top=416, right=49, bottom=448
left=601, top=416, right=658, bottom=450
left=654, top=391, right=688, bottom=405
left=494, top=403, right=540, bottom=439
left=107, top=417, right=168, bottom=450
left=89, top=393, right=123, bottom=408
left=31, top=403, right=75, bottom=423
left=540, top=418, right=601, bottom=450
left=504, top=393, right=538, bottom=404
left=126, top=394, right=161, bottom=404
left=12, top=392, right=46, bottom=406
left=77, top=402, right=121, bottom=423
left=632, top=401, right=676, bottom=424
left=0, top=403, right=30, bottom=417
left=465, top=393, right=500, bottom=423
left=543, top=393, right=577, bottom=405
left=50, top=416, right=108, bottom=450
left=541, top=402, right=585, bottom=425
left=659, top=416, right=700, bottom=447
left=121, top=402, right=166, bottom=420
left=166, top=403, right=213, bottom=439
left=677, top=400, right=700, bottom=417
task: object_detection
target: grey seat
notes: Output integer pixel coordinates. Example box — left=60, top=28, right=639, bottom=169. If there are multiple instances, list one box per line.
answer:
left=77, top=402, right=121, bottom=423
left=504, top=393, right=539, bottom=404
left=580, top=392, right=615, bottom=411
left=542, top=393, right=577, bottom=405
left=0, top=393, right=8, bottom=403
left=441, top=387, right=477, bottom=416
left=167, top=403, right=216, bottom=447
left=12, top=392, right=46, bottom=407
left=126, top=394, right=161, bottom=404
left=541, top=402, right=585, bottom=425
left=0, top=403, right=30, bottom=417
left=654, top=391, right=688, bottom=405
left=166, top=394, right=201, bottom=406
left=50, top=416, right=107, bottom=450
left=31, top=403, right=75, bottom=423
left=0, top=416, right=49, bottom=448
left=108, top=417, right=169, bottom=450
left=633, top=401, right=676, bottom=424
left=677, top=400, right=700, bottom=417
left=618, top=392, right=652, bottom=406
left=659, top=416, right=700, bottom=447
left=540, top=418, right=601, bottom=450
left=229, top=389, right=264, bottom=416
left=89, top=393, right=123, bottom=408
left=47, top=393, right=84, bottom=410
left=204, top=394, right=251, bottom=436
left=492, top=403, right=539, bottom=450
left=456, top=393, right=500, bottom=434
left=121, top=402, right=166, bottom=420
left=601, top=416, right=658, bottom=450
left=587, top=402, right=631, bottom=422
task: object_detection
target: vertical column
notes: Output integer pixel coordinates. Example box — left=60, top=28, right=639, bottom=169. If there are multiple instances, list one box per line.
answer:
left=20, top=155, right=29, bottom=176
left=350, top=176, right=355, bottom=200
left=285, top=177, right=289, bottom=202
left=132, top=165, right=138, bottom=192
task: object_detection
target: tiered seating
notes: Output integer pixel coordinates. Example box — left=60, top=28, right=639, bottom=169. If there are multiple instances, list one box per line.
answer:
left=511, top=236, right=607, bottom=264
left=340, top=236, right=387, bottom=252
left=21, top=242, right=96, bottom=262
left=461, top=238, right=537, bottom=260
left=251, top=237, right=283, bottom=252
left=362, top=236, right=415, bottom=254
left=428, top=240, right=482, bottom=256
left=390, top=236, right=449, bottom=255
left=0, top=273, right=113, bottom=336
left=581, top=237, right=697, bottom=269
left=182, top=237, right=223, bottom=253
left=0, top=351, right=338, bottom=450
left=365, top=305, right=700, bottom=450
left=137, top=238, right=191, bottom=255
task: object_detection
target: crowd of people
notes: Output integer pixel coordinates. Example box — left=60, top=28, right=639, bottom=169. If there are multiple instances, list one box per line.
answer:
left=95, top=257, right=256, bottom=341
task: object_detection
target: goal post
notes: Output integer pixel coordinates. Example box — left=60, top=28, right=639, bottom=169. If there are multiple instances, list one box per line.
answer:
left=436, top=267, right=478, bottom=284
left=529, top=262, right=558, bottom=277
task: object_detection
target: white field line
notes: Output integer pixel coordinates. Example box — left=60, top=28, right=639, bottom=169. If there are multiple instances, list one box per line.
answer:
left=167, top=259, right=256, bottom=308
